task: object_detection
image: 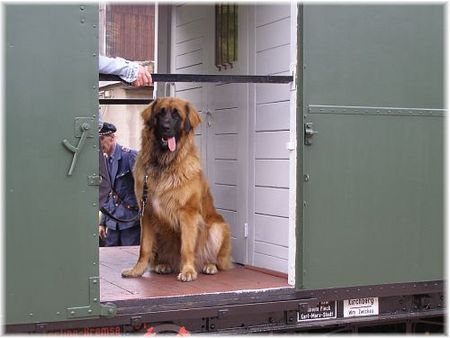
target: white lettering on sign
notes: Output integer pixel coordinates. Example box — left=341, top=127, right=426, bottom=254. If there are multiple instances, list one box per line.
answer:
left=343, top=297, right=379, bottom=318
left=298, top=301, right=337, bottom=322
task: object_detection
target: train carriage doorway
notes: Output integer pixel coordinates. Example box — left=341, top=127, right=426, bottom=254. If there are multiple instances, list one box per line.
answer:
left=167, top=4, right=296, bottom=274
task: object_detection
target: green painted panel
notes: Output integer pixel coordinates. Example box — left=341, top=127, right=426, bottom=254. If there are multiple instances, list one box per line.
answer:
left=5, top=5, right=100, bottom=324
left=302, top=109, right=443, bottom=288
left=303, top=5, right=444, bottom=108
left=298, top=5, right=444, bottom=289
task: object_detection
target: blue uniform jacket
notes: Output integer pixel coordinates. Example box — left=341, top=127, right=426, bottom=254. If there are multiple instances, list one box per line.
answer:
left=100, top=144, right=139, bottom=231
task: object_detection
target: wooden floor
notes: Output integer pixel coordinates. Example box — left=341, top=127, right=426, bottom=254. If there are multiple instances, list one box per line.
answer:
left=100, top=246, right=291, bottom=302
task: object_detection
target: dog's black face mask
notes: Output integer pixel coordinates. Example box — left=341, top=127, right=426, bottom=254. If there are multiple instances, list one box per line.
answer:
left=153, top=107, right=182, bottom=152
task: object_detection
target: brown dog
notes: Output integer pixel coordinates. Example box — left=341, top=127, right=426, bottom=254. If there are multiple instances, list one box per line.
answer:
left=121, top=97, right=233, bottom=282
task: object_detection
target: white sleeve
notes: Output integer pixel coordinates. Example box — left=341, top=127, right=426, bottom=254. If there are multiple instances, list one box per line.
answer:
left=99, top=55, right=139, bottom=83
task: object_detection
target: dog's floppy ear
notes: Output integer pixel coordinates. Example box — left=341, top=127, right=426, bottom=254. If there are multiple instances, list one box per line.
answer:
left=184, top=102, right=201, bottom=132
left=142, top=98, right=159, bottom=129
left=184, top=108, right=191, bottom=132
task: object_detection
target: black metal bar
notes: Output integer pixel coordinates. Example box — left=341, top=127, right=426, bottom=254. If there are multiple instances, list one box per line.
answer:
left=99, top=73, right=293, bottom=84
left=99, top=98, right=153, bottom=105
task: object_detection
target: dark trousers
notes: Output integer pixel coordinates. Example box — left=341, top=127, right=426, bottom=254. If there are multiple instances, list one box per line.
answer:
left=104, top=226, right=141, bottom=246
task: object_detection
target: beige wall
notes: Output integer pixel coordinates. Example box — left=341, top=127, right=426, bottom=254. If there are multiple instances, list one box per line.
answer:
left=99, top=84, right=153, bottom=151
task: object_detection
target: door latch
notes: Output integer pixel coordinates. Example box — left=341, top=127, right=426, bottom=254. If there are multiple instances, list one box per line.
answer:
left=304, top=122, right=318, bottom=145
left=62, top=117, right=95, bottom=176
left=206, top=111, right=213, bottom=127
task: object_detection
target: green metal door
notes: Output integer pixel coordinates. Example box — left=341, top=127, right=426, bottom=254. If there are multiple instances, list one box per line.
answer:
left=5, top=5, right=110, bottom=325
left=297, top=5, right=444, bottom=289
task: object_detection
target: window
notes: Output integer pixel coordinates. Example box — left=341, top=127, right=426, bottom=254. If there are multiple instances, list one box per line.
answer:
left=215, top=4, right=238, bottom=70
left=99, top=3, right=155, bottom=63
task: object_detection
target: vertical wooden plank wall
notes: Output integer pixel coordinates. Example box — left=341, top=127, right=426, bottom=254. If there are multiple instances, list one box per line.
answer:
left=252, top=5, right=291, bottom=273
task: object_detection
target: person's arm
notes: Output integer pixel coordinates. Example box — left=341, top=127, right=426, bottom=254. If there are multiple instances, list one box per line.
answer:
left=99, top=55, right=152, bottom=87
left=128, top=149, right=138, bottom=174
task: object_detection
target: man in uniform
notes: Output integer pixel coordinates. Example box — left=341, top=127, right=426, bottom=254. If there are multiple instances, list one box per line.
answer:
left=98, top=122, right=140, bottom=246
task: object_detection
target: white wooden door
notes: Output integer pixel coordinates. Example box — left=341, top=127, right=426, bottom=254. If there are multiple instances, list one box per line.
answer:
left=168, top=4, right=295, bottom=272
left=204, top=6, right=249, bottom=265
left=170, top=4, right=248, bottom=264
left=249, top=4, right=294, bottom=274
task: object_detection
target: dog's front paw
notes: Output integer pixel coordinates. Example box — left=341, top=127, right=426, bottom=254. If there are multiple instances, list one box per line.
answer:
left=121, top=267, right=144, bottom=278
left=154, top=263, right=172, bottom=274
left=202, top=263, right=218, bottom=275
left=177, top=266, right=198, bottom=282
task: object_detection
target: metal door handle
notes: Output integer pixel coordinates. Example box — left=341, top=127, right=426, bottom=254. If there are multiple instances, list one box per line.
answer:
left=304, top=122, right=318, bottom=145
left=62, top=122, right=91, bottom=176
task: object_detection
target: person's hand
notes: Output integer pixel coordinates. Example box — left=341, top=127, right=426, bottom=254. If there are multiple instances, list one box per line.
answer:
left=132, top=65, right=152, bottom=87
left=99, top=225, right=107, bottom=240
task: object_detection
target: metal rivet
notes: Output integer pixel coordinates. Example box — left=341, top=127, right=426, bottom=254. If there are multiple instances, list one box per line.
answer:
left=80, top=5, right=85, bottom=10
left=80, top=18, right=85, bottom=23
left=88, top=309, right=93, bottom=314
left=92, top=202, right=97, bottom=207
left=304, top=174, right=309, bottom=182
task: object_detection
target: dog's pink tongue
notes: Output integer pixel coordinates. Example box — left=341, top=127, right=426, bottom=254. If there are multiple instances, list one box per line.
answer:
left=168, top=137, right=176, bottom=152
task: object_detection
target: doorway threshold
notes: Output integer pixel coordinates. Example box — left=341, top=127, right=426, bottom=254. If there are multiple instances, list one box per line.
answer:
left=100, top=246, right=292, bottom=303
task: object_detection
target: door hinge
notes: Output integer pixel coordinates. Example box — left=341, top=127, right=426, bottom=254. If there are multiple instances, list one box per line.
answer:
left=286, top=141, right=296, bottom=151
left=244, top=223, right=248, bottom=238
